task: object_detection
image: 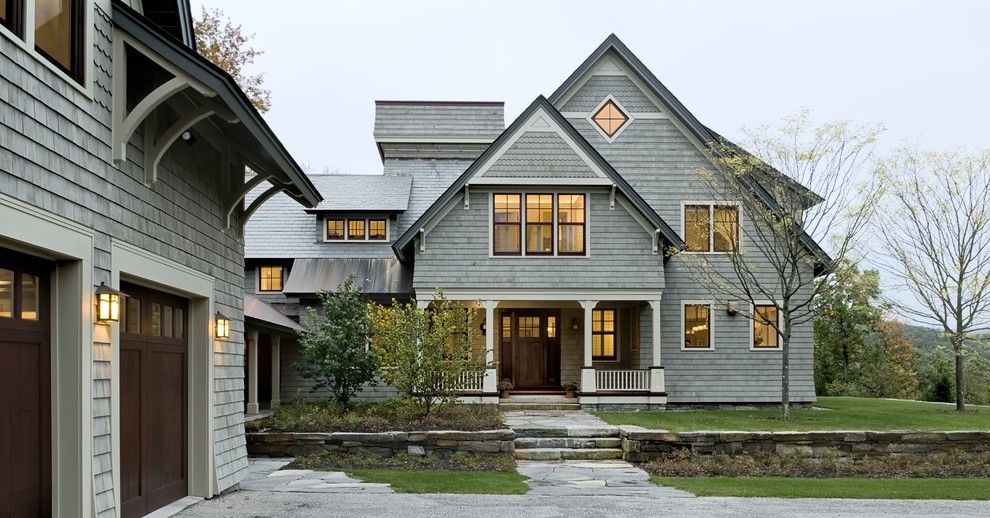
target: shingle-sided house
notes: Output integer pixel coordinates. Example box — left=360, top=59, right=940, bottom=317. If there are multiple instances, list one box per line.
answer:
left=243, top=35, right=825, bottom=413
left=0, top=1, right=320, bottom=516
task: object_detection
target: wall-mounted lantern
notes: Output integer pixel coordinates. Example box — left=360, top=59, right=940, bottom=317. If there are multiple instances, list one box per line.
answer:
left=570, top=317, right=580, bottom=331
left=215, top=312, right=230, bottom=339
left=479, top=322, right=487, bottom=335
left=726, top=301, right=740, bottom=316
left=95, top=283, right=124, bottom=323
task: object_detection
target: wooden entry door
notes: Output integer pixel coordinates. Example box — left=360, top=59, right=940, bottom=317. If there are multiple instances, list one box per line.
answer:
left=0, top=249, right=52, bottom=516
left=120, top=283, right=188, bottom=518
left=503, top=310, right=560, bottom=389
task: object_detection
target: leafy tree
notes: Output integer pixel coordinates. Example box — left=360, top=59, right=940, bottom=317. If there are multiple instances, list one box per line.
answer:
left=814, top=259, right=886, bottom=393
left=876, top=149, right=990, bottom=411
left=194, top=6, right=272, bottom=112
left=294, top=278, right=376, bottom=407
left=964, top=347, right=990, bottom=405
left=918, top=345, right=955, bottom=403
left=684, top=111, right=883, bottom=418
left=853, top=320, right=918, bottom=399
left=369, top=291, right=486, bottom=415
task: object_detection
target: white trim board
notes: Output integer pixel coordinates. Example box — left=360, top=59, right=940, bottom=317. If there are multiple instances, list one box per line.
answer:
left=418, top=289, right=663, bottom=302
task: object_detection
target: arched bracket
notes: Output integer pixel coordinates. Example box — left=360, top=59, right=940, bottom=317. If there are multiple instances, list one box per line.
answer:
left=243, top=182, right=289, bottom=223
left=225, top=172, right=274, bottom=228
left=143, top=103, right=239, bottom=185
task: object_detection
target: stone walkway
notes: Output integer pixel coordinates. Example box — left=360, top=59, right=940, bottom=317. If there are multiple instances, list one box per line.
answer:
left=240, top=458, right=392, bottom=494
left=503, top=409, right=613, bottom=431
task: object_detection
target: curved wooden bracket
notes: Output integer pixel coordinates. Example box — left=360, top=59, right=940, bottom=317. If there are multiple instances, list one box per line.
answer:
left=113, top=76, right=190, bottom=165
left=243, top=183, right=286, bottom=224
left=225, top=172, right=273, bottom=227
left=144, top=103, right=239, bottom=185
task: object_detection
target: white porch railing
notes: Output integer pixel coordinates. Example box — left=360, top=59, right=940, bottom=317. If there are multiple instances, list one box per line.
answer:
left=448, top=370, right=484, bottom=392
left=596, top=369, right=651, bottom=391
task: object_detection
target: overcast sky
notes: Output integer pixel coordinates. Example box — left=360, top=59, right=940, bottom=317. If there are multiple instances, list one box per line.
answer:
left=192, top=0, right=989, bottom=175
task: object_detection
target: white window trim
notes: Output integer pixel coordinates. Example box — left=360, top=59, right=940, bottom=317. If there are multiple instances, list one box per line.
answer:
left=257, top=265, right=284, bottom=293
left=324, top=216, right=390, bottom=242
left=750, top=300, right=784, bottom=351
left=587, top=95, right=635, bottom=143
left=488, top=191, right=590, bottom=258
left=681, top=300, right=714, bottom=351
left=0, top=0, right=95, bottom=97
left=679, top=200, right=742, bottom=254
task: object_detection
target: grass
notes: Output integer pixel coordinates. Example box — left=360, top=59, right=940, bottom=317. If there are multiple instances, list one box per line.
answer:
left=652, top=476, right=990, bottom=499
left=596, top=397, right=990, bottom=431
left=347, top=469, right=529, bottom=494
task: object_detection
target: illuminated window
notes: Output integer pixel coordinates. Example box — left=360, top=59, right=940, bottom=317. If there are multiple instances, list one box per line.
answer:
left=525, top=194, right=553, bottom=255
left=369, top=219, right=387, bottom=240
left=592, top=309, right=616, bottom=360
left=547, top=315, right=557, bottom=339
left=685, top=204, right=739, bottom=252
left=326, top=219, right=345, bottom=240
left=714, top=205, right=739, bottom=252
left=348, top=219, right=366, bottom=240
left=753, top=304, right=780, bottom=349
left=0, top=268, right=12, bottom=318
left=493, top=194, right=521, bottom=255
left=34, top=0, right=83, bottom=82
left=591, top=99, right=629, bottom=138
left=259, top=266, right=284, bottom=292
left=557, top=194, right=585, bottom=255
left=684, top=304, right=711, bottom=349
left=684, top=205, right=711, bottom=252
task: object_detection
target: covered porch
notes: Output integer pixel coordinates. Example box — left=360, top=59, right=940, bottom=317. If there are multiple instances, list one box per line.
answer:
left=419, top=290, right=666, bottom=409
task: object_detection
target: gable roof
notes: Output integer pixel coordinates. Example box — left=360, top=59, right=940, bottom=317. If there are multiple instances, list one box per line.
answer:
left=304, top=174, right=411, bottom=213
left=392, top=95, right=684, bottom=263
left=550, top=34, right=831, bottom=271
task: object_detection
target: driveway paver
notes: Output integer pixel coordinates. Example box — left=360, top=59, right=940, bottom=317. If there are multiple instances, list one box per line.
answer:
left=240, top=458, right=392, bottom=494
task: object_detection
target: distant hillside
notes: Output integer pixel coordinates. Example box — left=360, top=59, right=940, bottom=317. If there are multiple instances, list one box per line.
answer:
left=901, top=323, right=989, bottom=357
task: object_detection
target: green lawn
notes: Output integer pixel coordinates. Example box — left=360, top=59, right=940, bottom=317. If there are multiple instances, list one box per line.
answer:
left=596, top=397, right=990, bottom=431
left=347, top=469, right=530, bottom=494
left=653, top=476, right=990, bottom=500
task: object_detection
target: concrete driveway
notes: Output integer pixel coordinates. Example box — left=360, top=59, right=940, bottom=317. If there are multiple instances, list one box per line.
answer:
left=177, top=491, right=990, bottom=517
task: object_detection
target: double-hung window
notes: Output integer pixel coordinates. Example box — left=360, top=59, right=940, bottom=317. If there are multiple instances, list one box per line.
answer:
left=684, top=204, right=739, bottom=252
left=753, top=304, right=781, bottom=349
left=3, top=1, right=85, bottom=84
left=683, top=303, right=712, bottom=349
left=592, top=308, right=616, bottom=360
left=493, top=193, right=586, bottom=256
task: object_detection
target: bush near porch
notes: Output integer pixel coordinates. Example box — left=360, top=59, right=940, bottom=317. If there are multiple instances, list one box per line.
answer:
left=595, top=397, right=990, bottom=432
left=247, top=399, right=504, bottom=433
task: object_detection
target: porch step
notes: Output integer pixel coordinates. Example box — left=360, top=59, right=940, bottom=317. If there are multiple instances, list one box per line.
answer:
left=514, top=437, right=622, bottom=449
left=510, top=425, right=619, bottom=439
left=499, top=394, right=580, bottom=411
left=513, top=447, right=624, bottom=461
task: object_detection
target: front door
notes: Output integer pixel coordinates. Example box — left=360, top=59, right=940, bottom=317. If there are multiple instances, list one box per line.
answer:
left=0, top=249, right=52, bottom=516
left=503, top=310, right=560, bottom=389
left=120, top=283, right=188, bottom=518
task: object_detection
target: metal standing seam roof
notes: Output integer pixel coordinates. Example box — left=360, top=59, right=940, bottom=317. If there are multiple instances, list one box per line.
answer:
left=282, top=258, right=412, bottom=295
left=304, top=174, right=412, bottom=212
left=244, top=294, right=306, bottom=333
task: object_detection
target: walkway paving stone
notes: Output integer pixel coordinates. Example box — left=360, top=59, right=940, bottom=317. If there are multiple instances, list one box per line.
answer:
left=240, top=458, right=393, bottom=494
left=516, top=459, right=693, bottom=497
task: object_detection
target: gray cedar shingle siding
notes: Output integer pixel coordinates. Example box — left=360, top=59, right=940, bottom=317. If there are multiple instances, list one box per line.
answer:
left=374, top=101, right=505, bottom=140
left=413, top=189, right=664, bottom=290
left=388, top=159, right=473, bottom=236
left=1, top=4, right=266, bottom=510
left=558, top=63, right=815, bottom=403
left=561, top=74, right=662, bottom=113
left=479, top=132, right=599, bottom=178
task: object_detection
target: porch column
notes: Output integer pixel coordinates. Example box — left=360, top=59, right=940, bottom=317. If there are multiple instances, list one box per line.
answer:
left=648, top=299, right=666, bottom=394
left=579, top=300, right=597, bottom=394
left=482, top=300, right=498, bottom=394
left=270, top=334, right=282, bottom=408
left=246, top=329, right=259, bottom=414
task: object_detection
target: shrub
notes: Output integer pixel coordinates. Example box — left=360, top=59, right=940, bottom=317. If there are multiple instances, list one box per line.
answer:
left=369, top=290, right=486, bottom=415
left=254, top=399, right=503, bottom=432
left=294, top=278, right=377, bottom=407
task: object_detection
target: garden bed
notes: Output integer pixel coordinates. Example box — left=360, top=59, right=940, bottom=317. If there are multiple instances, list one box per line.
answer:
left=291, top=450, right=516, bottom=472
left=248, top=400, right=504, bottom=433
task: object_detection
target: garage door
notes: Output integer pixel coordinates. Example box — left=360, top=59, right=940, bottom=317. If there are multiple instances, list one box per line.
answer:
left=120, top=282, right=188, bottom=518
left=0, top=249, right=52, bottom=516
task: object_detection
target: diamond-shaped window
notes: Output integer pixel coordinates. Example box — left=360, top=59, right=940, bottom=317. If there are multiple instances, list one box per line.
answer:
left=592, top=100, right=629, bottom=138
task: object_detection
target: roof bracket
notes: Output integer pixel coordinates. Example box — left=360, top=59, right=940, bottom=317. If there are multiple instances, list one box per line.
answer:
left=143, top=102, right=239, bottom=185
left=419, top=228, right=426, bottom=253
left=609, top=185, right=616, bottom=210
left=243, top=181, right=289, bottom=225
left=110, top=33, right=215, bottom=167
left=464, top=184, right=470, bottom=210
left=652, top=229, right=661, bottom=255
left=226, top=171, right=275, bottom=228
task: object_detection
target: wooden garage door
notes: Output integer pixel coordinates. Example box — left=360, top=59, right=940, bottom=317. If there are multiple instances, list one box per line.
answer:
left=120, top=283, right=188, bottom=518
left=0, top=249, right=52, bottom=516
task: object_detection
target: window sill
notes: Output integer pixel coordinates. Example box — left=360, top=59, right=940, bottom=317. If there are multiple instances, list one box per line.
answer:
left=750, top=347, right=782, bottom=352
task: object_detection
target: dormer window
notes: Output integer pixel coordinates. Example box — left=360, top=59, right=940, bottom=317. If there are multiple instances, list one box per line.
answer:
left=592, top=99, right=629, bottom=138
left=327, top=219, right=345, bottom=240
left=348, top=220, right=366, bottom=240
left=325, top=217, right=389, bottom=242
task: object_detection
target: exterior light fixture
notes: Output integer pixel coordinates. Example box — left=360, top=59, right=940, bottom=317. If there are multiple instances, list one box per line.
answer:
left=479, top=322, right=487, bottom=335
left=571, top=318, right=580, bottom=331
left=215, top=312, right=230, bottom=339
left=95, top=282, right=124, bottom=323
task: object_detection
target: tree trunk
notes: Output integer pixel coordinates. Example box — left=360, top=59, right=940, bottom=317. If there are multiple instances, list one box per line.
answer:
left=781, top=313, right=791, bottom=419
left=953, top=332, right=966, bottom=411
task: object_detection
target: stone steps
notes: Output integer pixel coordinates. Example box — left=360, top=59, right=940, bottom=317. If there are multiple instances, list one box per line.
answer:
left=514, top=437, right=622, bottom=449
left=499, top=402, right=582, bottom=411
left=513, top=447, right=624, bottom=460
left=510, top=425, right=619, bottom=438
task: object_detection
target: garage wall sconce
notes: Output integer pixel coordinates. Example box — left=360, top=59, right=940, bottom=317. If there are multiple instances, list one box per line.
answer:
left=95, top=283, right=125, bottom=323
left=215, top=312, right=230, bottom=339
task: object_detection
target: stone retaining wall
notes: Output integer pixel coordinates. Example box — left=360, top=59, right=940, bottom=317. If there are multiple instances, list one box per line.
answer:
left=247, top=429, right=515, bottom=457
left=619, top=427, right=990, bottom=462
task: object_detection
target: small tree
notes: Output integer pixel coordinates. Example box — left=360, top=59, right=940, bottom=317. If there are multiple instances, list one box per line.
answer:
left=876, top=149, right=990, bottom=411
left=854, top=320, right=918, bottom=399
left=294, top=278, right=376, bottom=407
left=684, top=111, right=883, bottom=418
left=194, top=6, right=272, bottom=112
left=369, top=291, right=486, bottom=415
